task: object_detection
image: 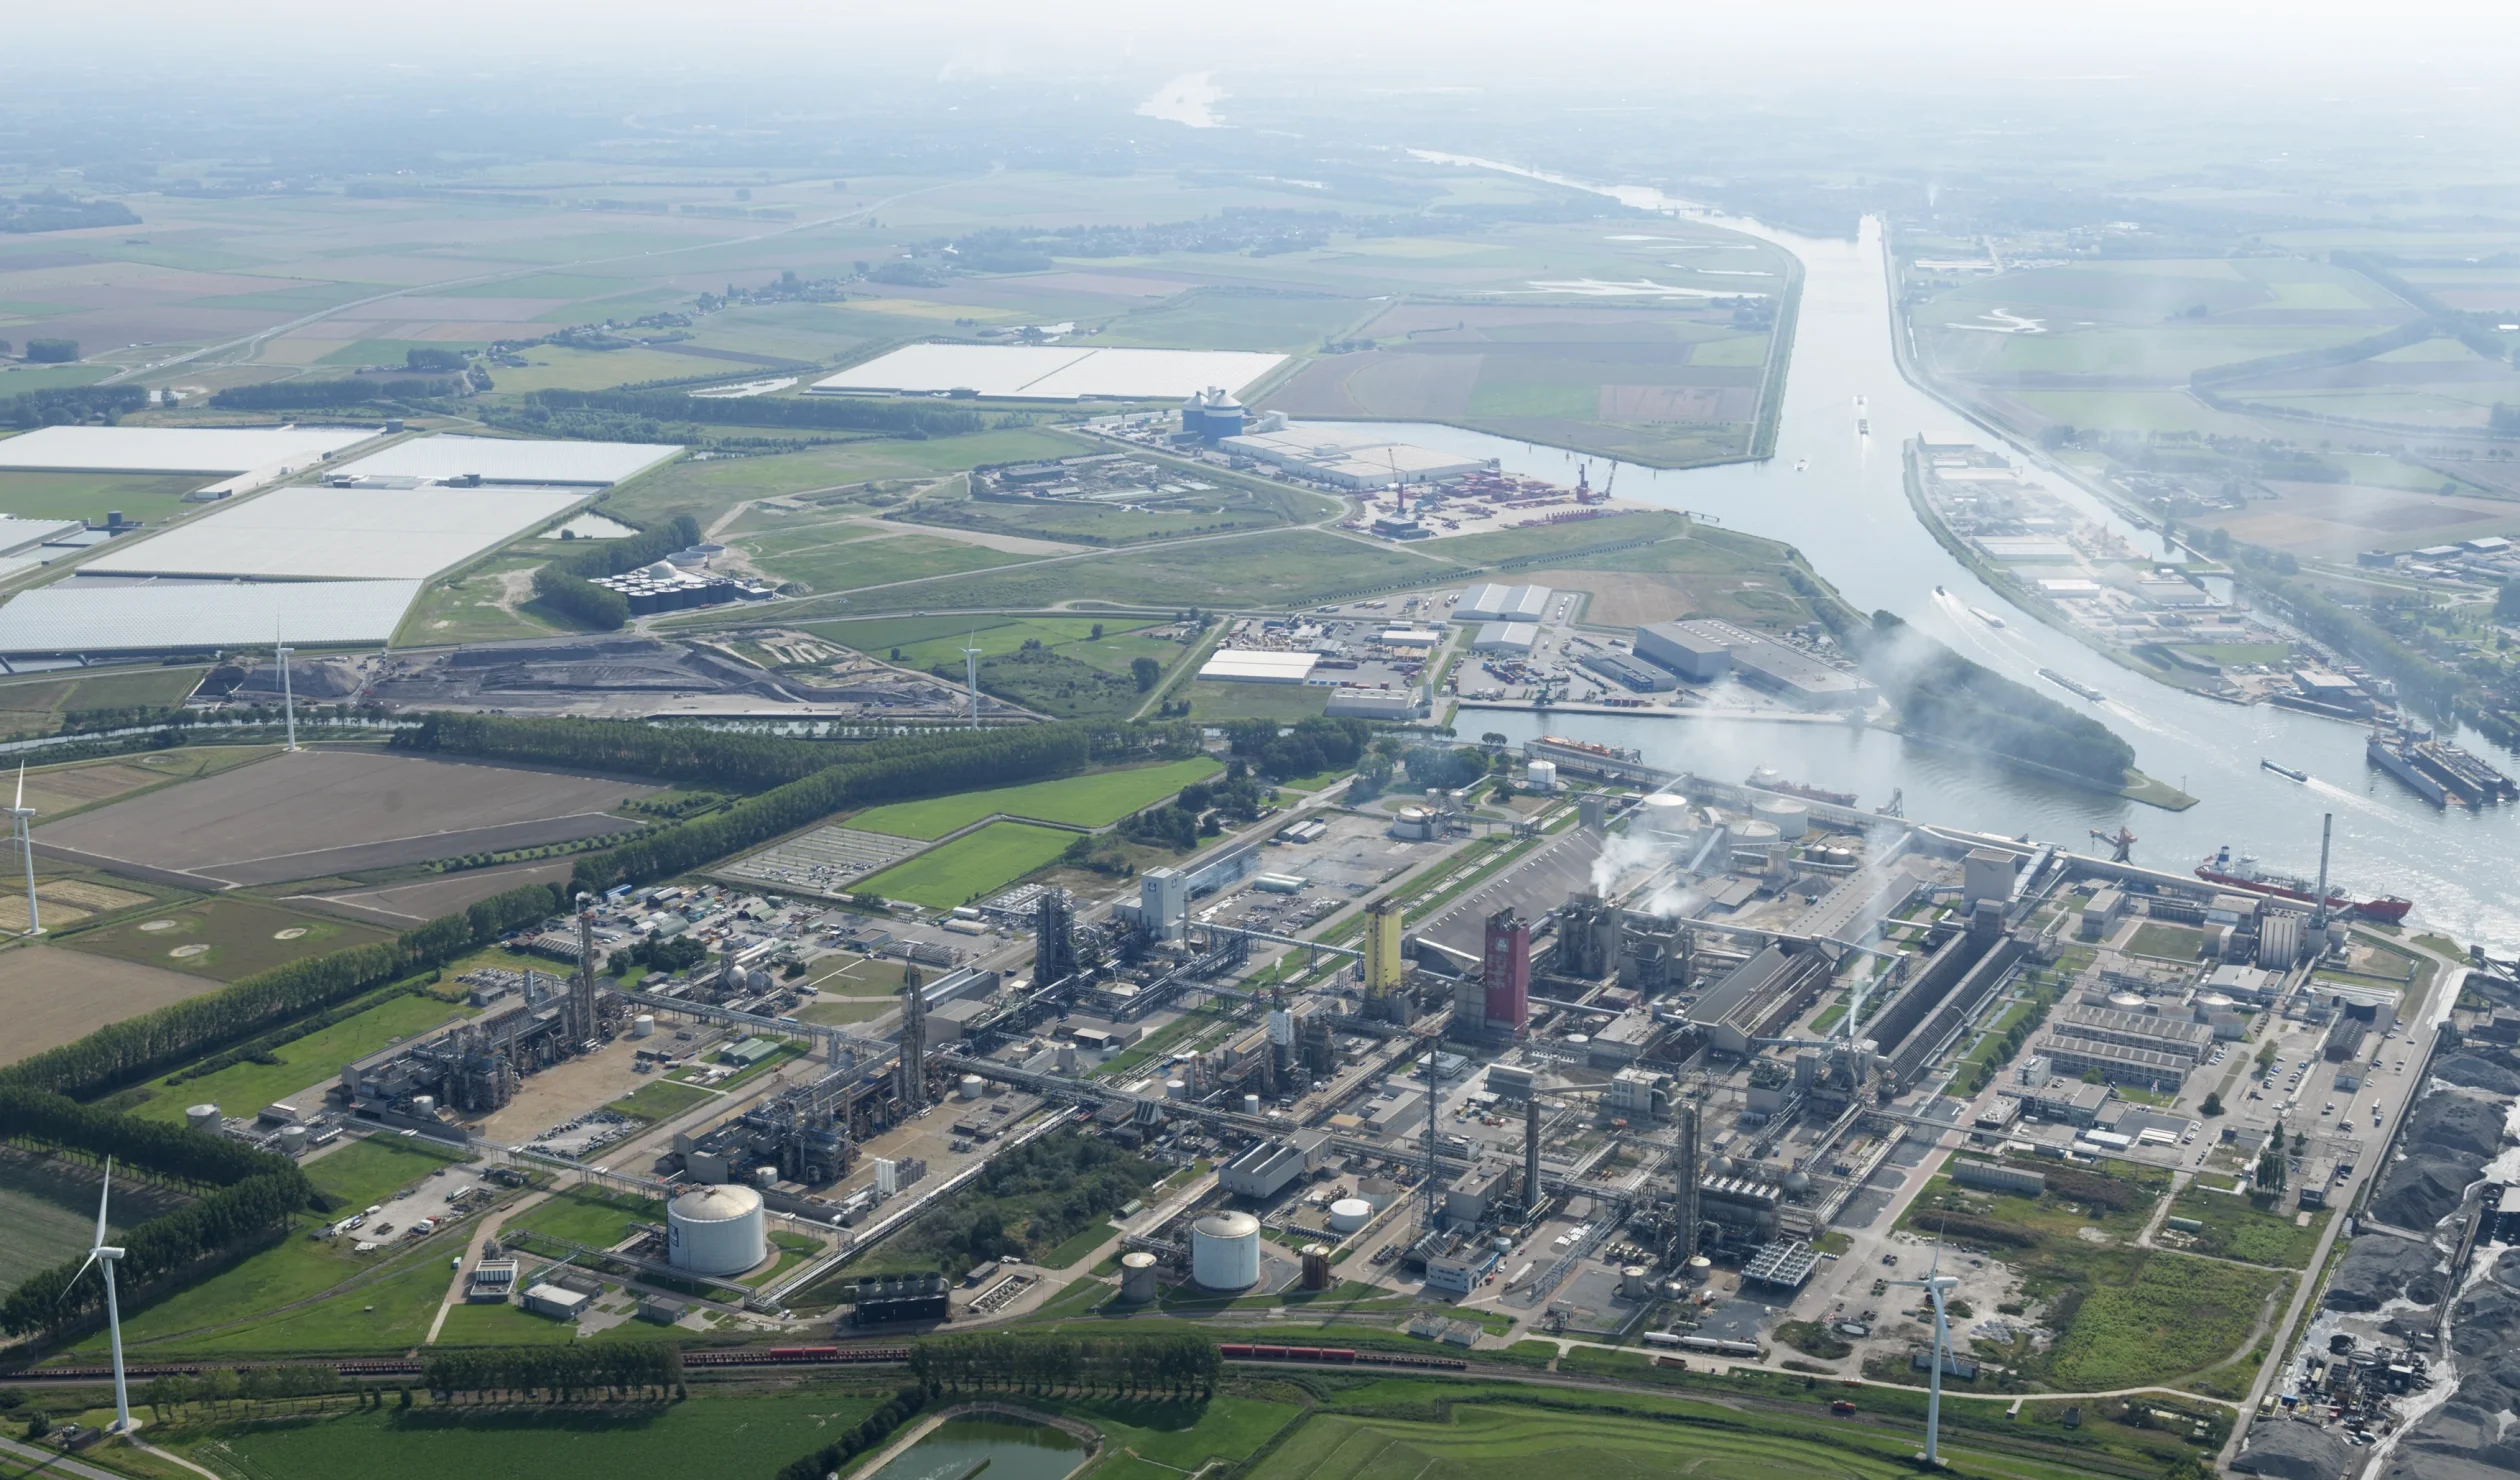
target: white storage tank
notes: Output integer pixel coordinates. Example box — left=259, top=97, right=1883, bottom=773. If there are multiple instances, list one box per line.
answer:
left=278, top=1124, right=308, bottom=1155
left=631, top=1014, right=656, bottom=1039
left=1638, top=793, right=1691, bottom=837
left=185, top=1104, right=222, bottom=1134
left=1525, top=758, right=1558, bottom=792
left=1750, top=796, right=1809, bottom=839
left=1120, top=1250, right=1161, bottom=1303
left=412, top=1095, right=436, bottom=1116
left=1732, top=819, right=1781, bottom=850
left=958, top=1074, right=984, bottom=1101
left=1190, top=1211, right=1262, bottom=1291
left=667, top=1185, right=767, bottom=1275
left=1243, top=1093, right=1262, bottom=1116
left=1621, top=1264, right=1652, bottom=1299
left=1166, top=1079, right=1189, bottom=1100
left=1328, top=1197, right=1373, bottom=1234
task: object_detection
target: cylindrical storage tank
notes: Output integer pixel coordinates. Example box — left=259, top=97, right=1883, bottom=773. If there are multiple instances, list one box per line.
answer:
left=630, top=1014, right=656, bottom=1039
left=1621, top=1264, right=1651, bottom=1299
left=1119, top=1251, right=1160, bottom=1303
left=1328, top=1197, right=1373, bottom=1234
left=1639, top=793, right=1691, bottom=836
left=1301, top=1244, right=1333, bottom=1291
left=958, top=1074, right=984, bottom=1101
left=1166, top=1079, right=1189, bottom=1101
left=1525, top=759, right=1558, bottom=792
left=2108, top=991, right=2147, bottom=1010
left=1733, top=819, right=1781, bottom=850
left=185, top=1104, right=222, bottom=1134
left=1750, top=796, right=1809, bottom=839
left=1686, top=1255, right=1713, bottom=1282
left=1190, top=1211, right=1262, bottom=1291
left=412, top=1095, right=436, bottom=1116
left=668, top=1185, right=767, bottom=1275
left=278, top=1124, right=308, bottom=1155
left=1243, top=1093, right=1262, bottom=1116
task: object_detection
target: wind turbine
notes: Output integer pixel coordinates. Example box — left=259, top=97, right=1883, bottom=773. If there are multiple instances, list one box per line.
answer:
left=69, top=1158, right=133, bottom=1434
left=1889, top=1243, right=1961, bottom=1466
left=275, top=621, right=299, bottom=752
left=9, top=762, right=38, bottom=938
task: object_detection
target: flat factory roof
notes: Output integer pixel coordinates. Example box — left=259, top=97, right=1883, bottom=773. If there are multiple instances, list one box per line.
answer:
left=80, top=485, right=583, bottom=582
left=329, top=434, right=680, bottom=487
left=811, top=343, right=1286, bottom=401
left=0, top=425, right=382, bottom=475
left=0, top=579, right=423, bottom=655
left=1199, top=649, right=1320, bottom=683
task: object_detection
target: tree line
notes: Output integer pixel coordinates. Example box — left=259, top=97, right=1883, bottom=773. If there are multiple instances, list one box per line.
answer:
left=530, top=514, right=702, bottom=632
left=771, top=1384, right=929, bottom=1480
left=1, top=1168, right=306, bottom=1335
left=1, top=382, right=145, bottom=428
left=527, top=387, right=982, bottom=438
left=906, top=1331, right=1220, bottom=1399
left=1855, top=611, right=2135, bottom=787
left=567, top=723, right=1093, bottom=895
left=419, top=1340, right=682, bottom=1402
left=0, top=1083, right=290, bottom=1187
left=1, top=879, right=567, bottom=1100
left=210, top=377, right=461, bottom=411
left=396, top=710, right=853, bottom=791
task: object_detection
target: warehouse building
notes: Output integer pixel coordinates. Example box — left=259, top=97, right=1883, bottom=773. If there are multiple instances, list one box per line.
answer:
left=1583, top=650, right=1677, bottom=692
left=2049, top=1004, right=2212, bottom=1063
left=1198, top=649, right=1320, bottom=684
left=1632, top=621, right=1732, bottom=682
left=2032, top=1030, right=2191, bottom=1092
left=1473, top=622, right=1538, bottom=655
left=1219, top=1132, right=1325, bottom=1200
left=330, top=434, right=680, bottom=487
left=1641, top=618, right=1874, bottom=709
left=1325, top=688, right=1420, bottom=720
left=1455, top=583, right=1552, bottom=623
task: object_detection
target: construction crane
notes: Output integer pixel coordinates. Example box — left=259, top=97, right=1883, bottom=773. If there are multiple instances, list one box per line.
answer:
left=2089, top=825, right=2137, bottom=863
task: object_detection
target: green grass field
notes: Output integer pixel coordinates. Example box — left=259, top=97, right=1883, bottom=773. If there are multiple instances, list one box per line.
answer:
left=129, top=992, right=474, bottom=1123
left=304, top=1136, right=471, bottom=1212
left=606, top=1078, right=715, bottom=1122
left=432, top=1300, right=599, bottom=1347
left=738, top=523, right=1027, bottom=596
left=854, top=821, right=1076, bottom=908
left=846, top=758, right=1221, bottom=838
left=2167, top=1185, right=2328, bottom=1268
left=71, top=1218, right=456, bottom=1358
left=0, top=471, right=205, bottom=522
left=505, top=1186, right=665, bottom=1252
left=395, top=551, right=587, bottom=647
left=161, top=1392, right=887, bottom=1480
left=2042, top=1253, right=2288, bottom=1392
left=1181, top=679, right=1332, bottom=723
left=0, top=665, right=208, bottom=739
left=602, top=428, right=1084, bottom=528
left=62, top=894, right=395, bottom=982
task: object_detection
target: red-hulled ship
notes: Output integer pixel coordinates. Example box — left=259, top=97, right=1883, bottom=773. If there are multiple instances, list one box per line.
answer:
left=2196, top=846, right=2411, bottom=924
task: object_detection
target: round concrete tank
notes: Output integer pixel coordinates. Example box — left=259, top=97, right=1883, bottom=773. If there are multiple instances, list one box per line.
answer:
left=1687, top=1255, right=1713, bottom=1281
left=278, top=1124, right=308, bottom=1154
left=1620, top=1264, right=1651, bottom=1299
left=1639, top=793, right=1691, bottom=836
left=1328, top=1197, right=1372, bottom=1234
left=1190, top=1211, right=1262, bottom=1291
left=668, top=1185, right=767, bottom=1275
left=1525, top=759, right=1558, bottom=792
left=1301, top=1244, right=1333, bottom=1291
left=1733, top=819, right=1781, bottom=849
left=631, top=1014, right=656, bottom=1039
left=2196, top=991, right=2235, bottom=1012
left=958, top=1074, right=984, bottom=1100
left=1750, top=796, right=1809, bottom=839
left=1165, top=1079, right=1189, bottom=1100
left=2108, top=991, right=2147, bottom=1010
left=1243, top=1093, right=1262, bottom=1116
left=185, top=1104, right=221, bottom=1134
left=1119, top=1251, right=1160, bottom=1303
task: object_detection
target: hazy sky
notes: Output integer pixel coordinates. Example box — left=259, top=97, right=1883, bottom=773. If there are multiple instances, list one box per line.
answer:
left=14, top=0, right=2520, bottom=88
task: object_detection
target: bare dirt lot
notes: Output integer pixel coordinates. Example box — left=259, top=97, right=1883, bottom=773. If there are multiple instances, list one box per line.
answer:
left=0, top=944, right=223, bottom=1068
left=290, top=860, right=577, bottom=927
left=2195, top=481, right=2520, bottom=556
left=33, top=747, right=662, bottom=888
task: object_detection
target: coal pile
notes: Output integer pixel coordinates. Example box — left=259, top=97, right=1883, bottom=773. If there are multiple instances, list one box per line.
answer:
left=2234, top=1418, right=2356, bottom=1480
left=2323, top=1235, right=2446, bottom=1314
left=2370, top=1092, right=2503, bottom=1232
left=2433, top=1054, right=2520, bottom=1096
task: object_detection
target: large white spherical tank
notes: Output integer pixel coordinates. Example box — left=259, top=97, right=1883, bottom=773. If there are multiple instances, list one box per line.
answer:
left=1749, top=797, right=1809, bottom=839
left=1639, top=793, right=1691, bottom=837
left=668, top=1185, right=767, bottom=1275
left=1120, top=1251, right=1160, bottom=1303
left=185, top=1104, right=222, bottom=1133
left=1190, top=1211, right=1262, bottom=1290
left=630, top=1014, right=656, bottom=1039
left=1328, top=1197, right=1373, bottom=1233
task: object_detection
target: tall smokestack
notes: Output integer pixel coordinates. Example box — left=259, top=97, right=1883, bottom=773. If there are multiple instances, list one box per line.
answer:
left=2314, top=813, right=2333, bottom=931
left=1524, top=1091, right=1542, bottom=1216
left=1678, top=1101, right=1701, bottom=1264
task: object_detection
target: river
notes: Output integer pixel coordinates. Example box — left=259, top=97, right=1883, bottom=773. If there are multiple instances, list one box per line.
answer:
left=1366, top=156, right=2520, bottom=950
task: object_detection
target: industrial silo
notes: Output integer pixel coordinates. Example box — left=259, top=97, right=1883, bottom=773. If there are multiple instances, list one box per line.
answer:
left=1327, top=1197, right=1373, bottom=1234
left=1638, top=794, right=1692, bottom=837
left=185, top=1104, right=222, bottom=1134
left=1189, top=1211, right=1261, bottom=1291
left=1119, top=1250, right=1160, bottom=1303
left=667, top=1185, right=767, bottom=1275
left=1300, top=1244, right=1333, bottom=1291
left=1750, top=796, right=1809, bottom=839
left=630, top=1014, right=656, bottom=1039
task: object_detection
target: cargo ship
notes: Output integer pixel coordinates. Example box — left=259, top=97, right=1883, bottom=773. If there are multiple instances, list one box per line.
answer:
left=2195, top=846, right=2411, bottom=923
left=1745, top=767, right=1857, bottom=807
left=2260, top=759, right=2307, bottom=782
left=1968, top=606, right=2005, bottom=628
left=2366, top=725, right=2518, bottom=809
left=2039, top=668, right=2107, bottom=702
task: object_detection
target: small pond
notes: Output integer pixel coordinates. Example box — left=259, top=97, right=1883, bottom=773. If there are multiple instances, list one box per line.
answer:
left=863, top=1416, right=1088, bottom=1480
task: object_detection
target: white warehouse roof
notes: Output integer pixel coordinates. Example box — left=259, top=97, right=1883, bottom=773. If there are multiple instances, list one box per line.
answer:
left=0, top=579, right=422, bottom=654
left=1199, top=649, right=1320, bottom=684
left=1455, top=583, right=1552, bottom=623
left=329, top=434, right=680, bottom=487
left=80, top=485, right=583, bottom=581
left=811, top=343, right=1286, bottom=401
left=1473, top=622, right=1540, bottom=653
left=0, top=425, right=383, bottom=475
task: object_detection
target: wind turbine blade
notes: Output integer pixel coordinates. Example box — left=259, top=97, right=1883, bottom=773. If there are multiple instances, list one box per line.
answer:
left=12, top=761, right=21, bottom=811
left=96, top=1157, right=111, bottom=1247
left=62, top=1248, right=100, bottom=1298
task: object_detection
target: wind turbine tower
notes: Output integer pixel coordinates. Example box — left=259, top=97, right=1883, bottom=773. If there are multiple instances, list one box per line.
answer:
left=1889, top=1246, right=1961, bottom=1466
left=73, top=1158, right=133, bottom=1434
left=9, top=764, right=38, bottom=938
left=960, top=636, right=982, bottom=730
left=275, top=629, right=299, bottom=752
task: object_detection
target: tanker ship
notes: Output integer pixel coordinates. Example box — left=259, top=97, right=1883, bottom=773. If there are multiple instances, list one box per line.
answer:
left=2195, top=846, right=2411, bottom=924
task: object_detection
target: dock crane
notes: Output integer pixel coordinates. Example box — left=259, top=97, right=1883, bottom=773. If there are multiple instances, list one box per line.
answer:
left=2090, top=825, right=2137, bottom=863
